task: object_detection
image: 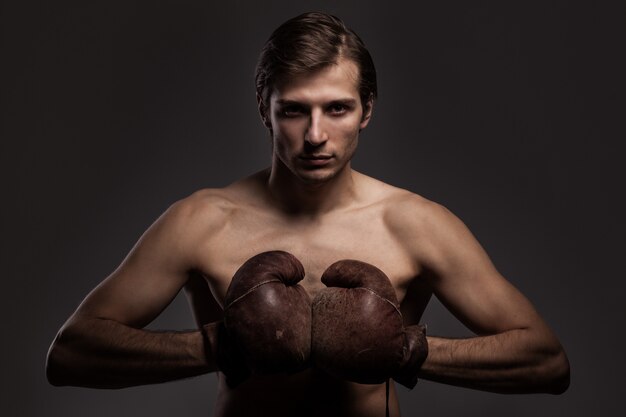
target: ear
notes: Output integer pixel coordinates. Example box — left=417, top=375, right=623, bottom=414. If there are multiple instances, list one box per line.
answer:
left=359, top=94, right=374, bottom=130
left=256, top=93, right=272, bottom=130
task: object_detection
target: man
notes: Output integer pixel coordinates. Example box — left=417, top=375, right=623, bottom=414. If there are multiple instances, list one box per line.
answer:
left=46, top=12, right=569, bottom=417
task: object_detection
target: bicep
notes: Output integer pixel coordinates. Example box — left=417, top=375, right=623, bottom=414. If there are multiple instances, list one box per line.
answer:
left=73, top=205, right=197, bottom=328
left=419, top=206, right=548, bottom=336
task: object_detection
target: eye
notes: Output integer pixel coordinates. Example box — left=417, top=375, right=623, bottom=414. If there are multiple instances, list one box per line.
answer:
left=281, top=105, right=305, bottom=118
left=327, top=103, right=348, bottom=116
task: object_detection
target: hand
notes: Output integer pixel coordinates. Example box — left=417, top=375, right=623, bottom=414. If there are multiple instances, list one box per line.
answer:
left=205, top=251, right=312, bottom=387
left=311, top=259, right=428, bottom=388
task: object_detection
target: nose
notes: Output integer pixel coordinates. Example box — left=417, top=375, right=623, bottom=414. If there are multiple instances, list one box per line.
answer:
left=304, top=109, right=328, bottom=146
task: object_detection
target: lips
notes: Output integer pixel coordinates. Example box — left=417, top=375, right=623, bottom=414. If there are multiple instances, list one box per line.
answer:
left=301, top=154, right=332, bottom=160
left=300, top=154, right=333, bottom=166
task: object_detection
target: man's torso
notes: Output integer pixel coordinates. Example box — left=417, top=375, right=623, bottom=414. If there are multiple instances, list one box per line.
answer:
left=184, top=170, right=432, bottom=416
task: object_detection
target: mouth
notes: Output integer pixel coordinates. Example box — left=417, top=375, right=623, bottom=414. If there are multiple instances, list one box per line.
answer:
left=299, top=154, right=333, bottom=166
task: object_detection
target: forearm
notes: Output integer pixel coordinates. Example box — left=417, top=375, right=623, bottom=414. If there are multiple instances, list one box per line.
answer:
left=419, top=329, right=570, bottom=394
left=46, top=316, right=214, bottom=388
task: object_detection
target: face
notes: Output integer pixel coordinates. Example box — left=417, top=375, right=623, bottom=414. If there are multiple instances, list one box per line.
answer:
left=261, top=58, right=373, bottom=185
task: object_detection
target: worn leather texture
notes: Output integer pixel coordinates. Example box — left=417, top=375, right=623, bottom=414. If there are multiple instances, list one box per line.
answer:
left=223, top=251, right=312, bottom=375
left=311, top=259, right=428, bottom=388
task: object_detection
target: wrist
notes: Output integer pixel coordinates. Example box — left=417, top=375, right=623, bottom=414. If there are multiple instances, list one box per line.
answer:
left=202, top=321, right=250, bottom=387
left=394, top=324, right=428, bottom=389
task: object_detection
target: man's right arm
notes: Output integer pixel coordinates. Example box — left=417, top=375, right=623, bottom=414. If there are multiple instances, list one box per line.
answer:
left=46, top=192, right=226, bottom=388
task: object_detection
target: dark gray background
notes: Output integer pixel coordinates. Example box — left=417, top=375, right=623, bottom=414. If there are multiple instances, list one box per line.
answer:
left=2, top=1, right=624, bottom=416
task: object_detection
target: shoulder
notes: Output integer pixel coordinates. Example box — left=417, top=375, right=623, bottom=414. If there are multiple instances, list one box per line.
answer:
left=149, top=187, right=240, bottom=245
left=383, top=191, right=459, bottom=235
left=379, top=188, right=495, bottom=283
left=352, top=171, right=459, bottom=246
left=378, top=186, right=475, bottom=266
left=352, top=171, right=447, bottom=225
left=167, top=188, right=234, bottom=223
left=160, top=171, right=268, bottom=234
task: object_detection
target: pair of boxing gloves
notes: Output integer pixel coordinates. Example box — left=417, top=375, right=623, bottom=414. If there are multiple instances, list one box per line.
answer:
left=202, top=251, right=428, bottom=389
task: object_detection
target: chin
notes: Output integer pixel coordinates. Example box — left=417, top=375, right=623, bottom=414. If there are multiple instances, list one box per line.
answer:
left=295, top=168, right=339, bottom=186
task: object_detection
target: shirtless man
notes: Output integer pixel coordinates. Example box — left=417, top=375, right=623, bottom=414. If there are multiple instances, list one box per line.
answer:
left=46, top=12, right=570, bottom=417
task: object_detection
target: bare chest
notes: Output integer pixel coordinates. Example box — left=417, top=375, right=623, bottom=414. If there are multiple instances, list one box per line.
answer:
left=197, top=207, right=419, bottom=304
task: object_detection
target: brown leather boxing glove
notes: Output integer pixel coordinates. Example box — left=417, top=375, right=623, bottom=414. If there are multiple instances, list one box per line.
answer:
left=311, top=259, right=428, bottom=389
left=213, top=251, right=311, bottom=387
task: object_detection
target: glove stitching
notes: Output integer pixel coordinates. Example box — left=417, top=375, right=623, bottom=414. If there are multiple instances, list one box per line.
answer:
left=351, top=287, right=402, bottom=317
left=225, top=278, right=283, bottom=309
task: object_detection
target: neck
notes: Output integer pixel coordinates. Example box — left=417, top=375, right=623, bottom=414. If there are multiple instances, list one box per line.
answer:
left=266, top=162, right=357, bottom=217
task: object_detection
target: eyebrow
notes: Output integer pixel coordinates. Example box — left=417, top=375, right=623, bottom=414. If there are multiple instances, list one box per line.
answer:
left=275, top=98, right=358, bottom=106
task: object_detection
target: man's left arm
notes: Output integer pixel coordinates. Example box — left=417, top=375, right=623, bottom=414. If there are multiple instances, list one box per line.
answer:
left=398, top=198, right=570, bottom=394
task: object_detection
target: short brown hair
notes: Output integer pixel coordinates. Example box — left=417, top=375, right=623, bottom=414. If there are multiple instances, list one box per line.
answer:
left=255, top=12, right=377, bottom=109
